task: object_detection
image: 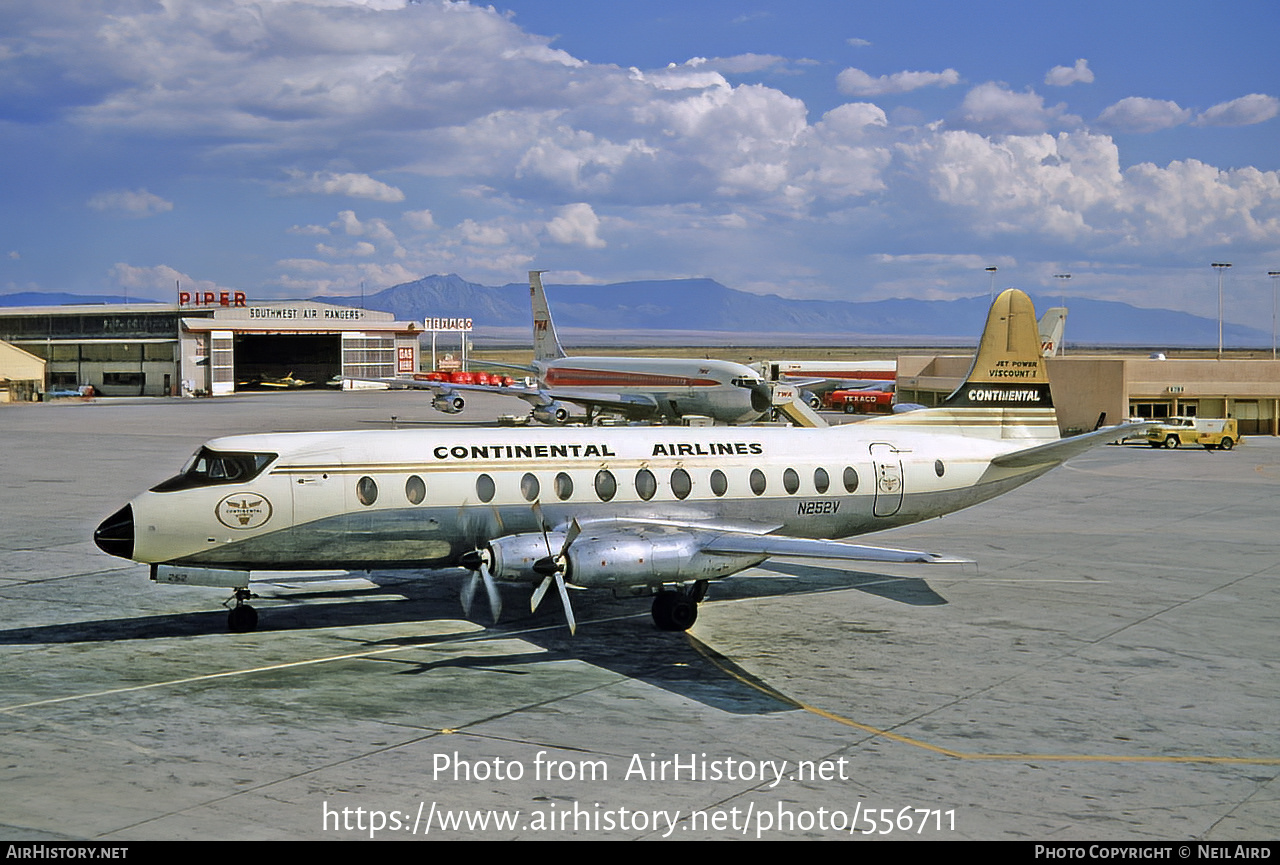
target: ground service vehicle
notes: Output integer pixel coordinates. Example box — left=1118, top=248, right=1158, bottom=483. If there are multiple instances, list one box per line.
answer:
left=1146, top=417, right=1239, bottom=450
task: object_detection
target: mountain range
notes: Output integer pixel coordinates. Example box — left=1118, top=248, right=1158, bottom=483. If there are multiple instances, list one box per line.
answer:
left=2, top=274, right=1271, bottom=347
left=309, top=274, right=1272, bottom=348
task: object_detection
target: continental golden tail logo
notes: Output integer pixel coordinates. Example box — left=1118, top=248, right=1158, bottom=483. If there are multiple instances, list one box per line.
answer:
left=216, top=493, right=273, bottom=530
left=944, top=289, right=1054, bottom=408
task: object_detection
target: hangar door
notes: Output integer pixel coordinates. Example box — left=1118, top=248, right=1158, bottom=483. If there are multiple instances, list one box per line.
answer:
left=341, top=333, right=396, bottom=381
left=234, top=333, right=341, bottom=389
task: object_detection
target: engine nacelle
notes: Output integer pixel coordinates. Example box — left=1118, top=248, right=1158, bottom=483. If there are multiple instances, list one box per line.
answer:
left=531, top=401, right=571, bottom=425
left=564, top=533, right=763, bottom=589
left=487, top=532, right=568, bottom=582
left=432, top=393, right=465, bottom=414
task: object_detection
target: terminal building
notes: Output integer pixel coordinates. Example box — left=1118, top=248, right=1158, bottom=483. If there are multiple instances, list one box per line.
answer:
left=0, top=297, right=421, bottom=397
left=898, top=353, right=1280, bottom=436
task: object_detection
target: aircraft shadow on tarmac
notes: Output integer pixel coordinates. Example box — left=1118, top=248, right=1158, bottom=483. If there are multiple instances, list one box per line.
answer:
left=0, top=564, right=947, bottom=715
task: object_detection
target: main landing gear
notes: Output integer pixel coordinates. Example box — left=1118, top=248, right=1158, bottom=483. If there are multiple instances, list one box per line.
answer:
left=226, top=588, right=259, bottom=633
left=650, top=581, right=708, bottom=631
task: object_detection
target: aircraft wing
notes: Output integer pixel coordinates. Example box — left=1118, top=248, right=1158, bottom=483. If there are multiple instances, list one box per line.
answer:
left=991, top=422, right=1153, bottom=469
left=533, top=388, right=660, bottom=414
left=343, top=376, right=535, bottom=397
left=702, top=533, right=970, bottom=564
left=562, top=516, right=969, bottom=565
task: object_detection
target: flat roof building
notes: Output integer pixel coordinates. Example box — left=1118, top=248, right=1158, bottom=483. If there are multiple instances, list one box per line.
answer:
left=898, top=353, right=1280, bottom=436
left=0, top=300, right=422, bottom=397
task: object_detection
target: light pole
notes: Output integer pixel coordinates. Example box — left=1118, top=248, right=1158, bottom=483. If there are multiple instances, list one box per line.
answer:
left=986, top=266, right=998, bottom=301
left=1270, top=271, right=1280, bottom=361
left=1212, top=262, right=1231, bottom=359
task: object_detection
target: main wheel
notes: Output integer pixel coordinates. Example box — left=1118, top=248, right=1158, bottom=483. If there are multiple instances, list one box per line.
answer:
left=1164, top=436, right=1179, bottom=449
left=651, top=591, right=698, bottom=631
left=228, top=604, right=258, bottom=633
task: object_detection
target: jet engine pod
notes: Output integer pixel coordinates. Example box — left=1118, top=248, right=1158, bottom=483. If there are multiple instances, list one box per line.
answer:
left=487, top=532, right=569, bottom=582
left=432, top=394, right=465, bottom=414
left=531, top=401, right=572, bottom=425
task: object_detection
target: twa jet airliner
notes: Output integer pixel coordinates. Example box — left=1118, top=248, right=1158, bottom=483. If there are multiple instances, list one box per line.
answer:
left=95, top=290, right=1141, bottom=634
left=367, top=272, right=773, bottom=425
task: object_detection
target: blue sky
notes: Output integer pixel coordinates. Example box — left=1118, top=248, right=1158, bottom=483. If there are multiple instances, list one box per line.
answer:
left=2, top=0, right=1278, bottom=325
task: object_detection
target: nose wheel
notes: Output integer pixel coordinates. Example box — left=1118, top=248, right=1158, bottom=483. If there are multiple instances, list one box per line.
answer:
left=226, top=589, right=259, bottom=633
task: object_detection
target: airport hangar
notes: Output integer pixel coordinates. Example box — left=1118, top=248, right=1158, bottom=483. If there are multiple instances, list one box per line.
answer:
left=0, top=296, right=424, bottom=398
left=897, top=353, right=1280, bottom=436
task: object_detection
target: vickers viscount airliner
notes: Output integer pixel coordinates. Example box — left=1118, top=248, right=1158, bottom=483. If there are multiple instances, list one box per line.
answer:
left=96, top=289, right=1140, bottom=634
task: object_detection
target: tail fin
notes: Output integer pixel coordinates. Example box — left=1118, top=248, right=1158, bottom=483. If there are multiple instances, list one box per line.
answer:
left=529, top=270, right=566, bottom=362
left=1037, top=307, right=1067, bottom=357
left=925, top=288, right=1058, bottom=441
left=944, top=289, right=1052, bottom=409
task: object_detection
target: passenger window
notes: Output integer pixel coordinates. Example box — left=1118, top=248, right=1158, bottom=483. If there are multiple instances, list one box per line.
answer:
left=783, top=468, right=800, bottom=495
left=405, top=475, right=426, bottom=505
left=814, top=468, right=829, bottom=494
left=477, top=473, right=495, bottom=503
left=555, top=472, right=574, bottom=501
left=635, top=469, right=657, bottom=501
left=934, top=459, right=945, bottom=477
left=521, top=472, right=540, bottom=502
left=671, top=468, right=692, bottom=500
left=595, top=469, right=617, bottom=502
left=749, top=469, right=766, bottom=496
left=357, top=476, right=378, bottom=506
left=843, top=467, right=859, bottom=493
left=710, top=469, right=728, bottom=497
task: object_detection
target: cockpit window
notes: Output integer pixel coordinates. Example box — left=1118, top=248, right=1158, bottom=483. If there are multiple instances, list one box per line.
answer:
left=150, top=447, right=276, bottom=492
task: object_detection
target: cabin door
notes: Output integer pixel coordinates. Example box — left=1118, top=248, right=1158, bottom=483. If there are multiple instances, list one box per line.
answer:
left=870, top=442, right=904, bottom=517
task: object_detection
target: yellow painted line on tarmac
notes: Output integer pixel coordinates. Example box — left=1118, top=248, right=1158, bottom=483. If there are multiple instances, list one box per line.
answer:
left=688, top=638, right=1280, bottom=767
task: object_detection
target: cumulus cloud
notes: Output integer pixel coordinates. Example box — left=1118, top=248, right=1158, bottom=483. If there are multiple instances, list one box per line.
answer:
left=1193, top=93, right=1280, bottom=127
left=402, top=209, right=437, bottom=231
left=108, top=263, right=231, bottom=299
left=545, top=203, right=606, bottom=248
left=951, top=82, right=1081, bottom=134
left=87, top=188, right=173, bottom=217
left=836, top=66, right=960, bottom=96
left=280, top=171, right=405, bottom=202
left=1096, top=97, right=1191, bottom=133
left=1045, top=59, right=1093, bottom=87
left=846, top=38, right=872, bottom=48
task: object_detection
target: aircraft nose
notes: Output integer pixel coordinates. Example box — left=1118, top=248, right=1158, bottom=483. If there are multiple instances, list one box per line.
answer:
left=94, top=504, right=134, bottom=560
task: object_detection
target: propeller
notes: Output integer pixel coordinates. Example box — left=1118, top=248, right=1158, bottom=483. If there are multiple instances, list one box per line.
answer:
left=457, top=500, right=505, bottom=624
left=458, top=547, right=503, bottom=624
left=529, top=501, right=581, bottom=635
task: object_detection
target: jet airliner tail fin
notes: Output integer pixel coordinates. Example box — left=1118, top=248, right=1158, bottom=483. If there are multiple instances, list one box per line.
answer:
left=1038, top=307, right=1067, bottom=357
left=530, top=270, right=567, bottom=362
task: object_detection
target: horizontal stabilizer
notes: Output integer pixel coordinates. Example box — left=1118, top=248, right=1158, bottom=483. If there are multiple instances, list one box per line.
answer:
left=991, top=422, right=1152, bottom=468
